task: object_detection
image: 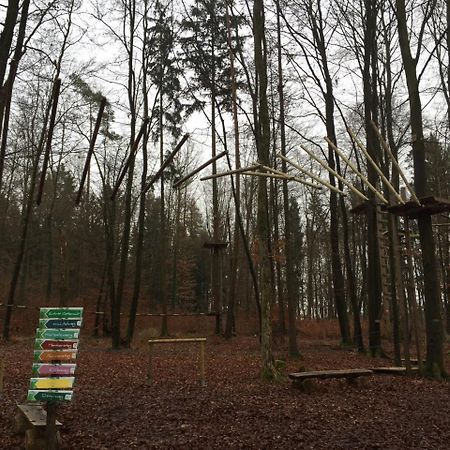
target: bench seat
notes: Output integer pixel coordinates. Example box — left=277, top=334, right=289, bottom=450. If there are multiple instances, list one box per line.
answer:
left=289, top=369, right=373, bottom=391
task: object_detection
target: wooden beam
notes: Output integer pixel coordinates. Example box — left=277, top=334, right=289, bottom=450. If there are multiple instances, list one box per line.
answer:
left=111, top=117, right=150, bottom=200
left=278, top=154, right=346, bottom=195
left=142, top=133, right=189, bottom=195
left=298, top=145, right=369, bottom=201
left=243, top=170, right=322, bottom=189
left=200, top=164, right=260, bottom=181
left=370, top=120, right=420, bottom=204
left=173, top=151, right=227, bottom=188
left=347, top=127, right=404, bottom=204
left=325, top=137, right=388, bottom=204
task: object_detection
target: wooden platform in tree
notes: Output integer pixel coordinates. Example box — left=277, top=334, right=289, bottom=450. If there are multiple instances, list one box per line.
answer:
left=387, top=196, right=450, bottom=218
left=350, top=196, right=450, bottom=218
left=349, top=201, right=386, bottom=215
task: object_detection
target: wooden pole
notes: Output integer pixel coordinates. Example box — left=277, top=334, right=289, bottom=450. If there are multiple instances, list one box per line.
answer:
left=111, top=117, right=150, bottom=200
left=405, top=216, right=423, bottom=372
left=324, top=137, right=388, bottom=204
left=46, top=401, right=58, bottom=450
left=199, top=340, right=206, bottom=387
left=370, top=120, right=420, bottom=204
left=142, top=133, right=189, bottom=194
left=243, top=169, right=322, bottom=189
left=147, top=341, right=153, bottom=384
left=75, top=97, right=107, bottom=205
left=173, top=151, right=227, bottom=188
left=347, top=127, right=404, bottom=204
left=200, top=164, right=260, bottom=181
left=277, top=154, right=345, bottom=195
left=297, top=146, right=369, bottom=201
left=0, top=358, right=4, bottom=394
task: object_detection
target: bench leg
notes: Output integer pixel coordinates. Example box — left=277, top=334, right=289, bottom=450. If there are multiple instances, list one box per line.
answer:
left=25, top=428, right=47, bottom=450
left=293, top=379, right=314, bottom=392
left=24, top=428, right=61, bottom=450
left=346, top=377, right=363, bottom=387
left=14, top=412, right=28, bottom=435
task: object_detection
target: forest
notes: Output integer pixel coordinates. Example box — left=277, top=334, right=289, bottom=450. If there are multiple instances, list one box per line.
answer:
left=0, top=0, right=449, bottom=448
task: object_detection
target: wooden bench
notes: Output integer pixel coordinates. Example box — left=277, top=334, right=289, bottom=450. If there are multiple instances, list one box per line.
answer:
left=289, top=369, right=373, bottom=391
left=372, top=366, right=419, bottom=375
left=147, top=338, right=207, bottom=386
left=15, top=404, right=62, bottom=450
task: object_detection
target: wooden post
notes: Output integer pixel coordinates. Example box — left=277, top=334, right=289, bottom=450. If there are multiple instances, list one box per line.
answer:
left=199, top=340, right=206, bottom=387
left=0, top=358, right=4, bottom=394
left=46, top=401, right=58, bottom=450
left=147, top=341, right=153, bottom=384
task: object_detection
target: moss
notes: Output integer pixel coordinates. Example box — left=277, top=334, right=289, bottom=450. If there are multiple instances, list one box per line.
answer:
left=274, top=359, right=286, bottom=370
left=260, top=364, right=283, bottom=382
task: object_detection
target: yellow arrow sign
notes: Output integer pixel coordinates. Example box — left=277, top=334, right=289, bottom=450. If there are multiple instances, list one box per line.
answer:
left=29, top=377, right=75, bottom=390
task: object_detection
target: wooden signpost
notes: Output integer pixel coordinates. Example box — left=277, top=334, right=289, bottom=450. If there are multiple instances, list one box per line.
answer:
left=19, top=307, right=83, bottom=450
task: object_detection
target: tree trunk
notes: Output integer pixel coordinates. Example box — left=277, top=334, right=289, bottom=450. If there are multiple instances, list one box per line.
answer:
left=276, top=0, right=299, bottom=355
left=396, top=0, right=446, bottom=377
left=253, top=0, right=278, bottom=379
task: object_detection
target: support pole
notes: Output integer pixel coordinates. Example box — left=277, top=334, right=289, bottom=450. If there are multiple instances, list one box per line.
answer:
left=277, top=154, right=346, bottom=195
left=200, top=164, right=260, bottom=181
left=142, top=133, right=189, bottom=194
left=347, top=127, right=404, bottom=204
left=370, top=120, right=420, bottom=204
left=46, top=401, right=58, bottom=450
left=243, top=170, right=322, bottom=189
left=173, top=151, right=227, bottom=188
left=147, top=341, right=153, bottom=385
left=110, top=117, right=150, bottom=200
left=325, top=137, right=388, bottom=204
left=297, top=146, right=369, bottom=201
left=199, top=340, right=206, bottom=387
left=0, top=358, right=4, bottom=394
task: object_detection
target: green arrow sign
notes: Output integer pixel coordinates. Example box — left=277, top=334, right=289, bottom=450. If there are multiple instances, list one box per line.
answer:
left=35, top=328, right=80, bottom=340
left=27, top=390, right=73, bottom=402
left=39, top=307, right=83, bottom=320
left=39, top=319, right=82, bottom=329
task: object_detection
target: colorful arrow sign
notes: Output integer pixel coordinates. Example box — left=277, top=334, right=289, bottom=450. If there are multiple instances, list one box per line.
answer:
left=31, top=364, right=76, bottom=377
left=30, top=377, right=75, bottom=390
left=27, top=390, right=73, bottom=402
left=39, top=307, right=83, bottom=320
left=35, top=328, right=80, bottom=340
left=34, top=339, right=78, bottom=351
left=33, top=350, right=77, bottom=363
left=39, top=319, right=82, bottom=329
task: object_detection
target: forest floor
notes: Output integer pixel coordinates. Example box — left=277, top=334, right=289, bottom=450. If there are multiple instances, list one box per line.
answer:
left=0, top=321, right=449, bottom=449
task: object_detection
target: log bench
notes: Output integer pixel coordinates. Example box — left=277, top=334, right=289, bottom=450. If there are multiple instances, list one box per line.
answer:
left=14, top=403, right=62, bottom=450
left=289, top=369, right=373, bottom=391
left=371, top=366, right=419, bottom=375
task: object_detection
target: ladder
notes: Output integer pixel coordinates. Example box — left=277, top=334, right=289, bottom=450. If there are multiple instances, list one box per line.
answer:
left=375, top=205, right=391, bottom=323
